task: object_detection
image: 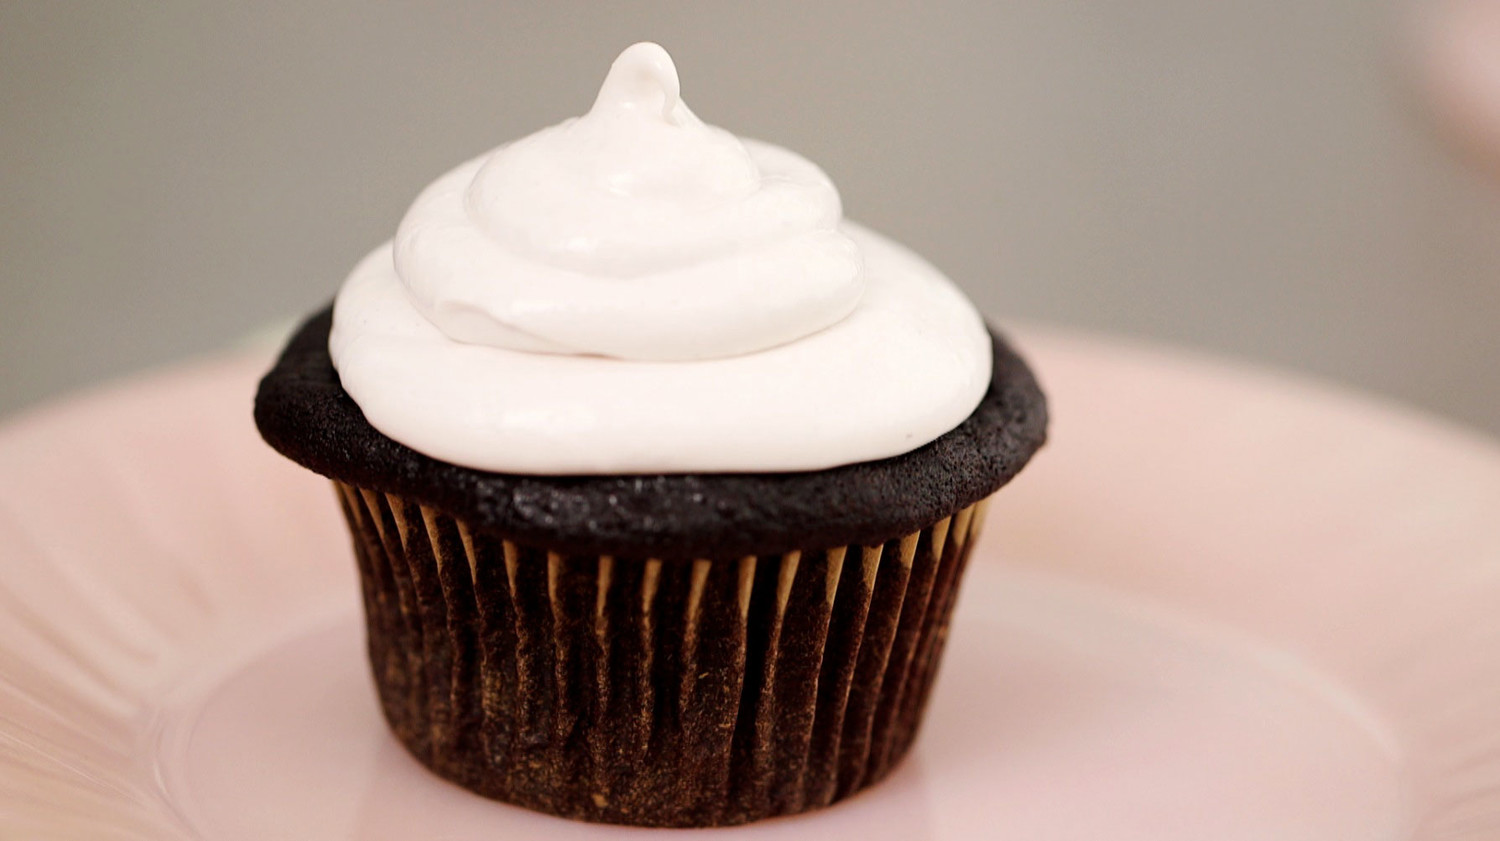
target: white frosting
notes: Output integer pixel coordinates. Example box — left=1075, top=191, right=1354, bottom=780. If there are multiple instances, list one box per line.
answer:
left=394, top=42, right=862, bottom=361
left=330, top=43, right=992, bottom=474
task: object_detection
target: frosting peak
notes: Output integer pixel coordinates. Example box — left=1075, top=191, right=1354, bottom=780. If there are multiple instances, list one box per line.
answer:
left=393, top=42, right=864, bottom=361
left=568, top=44, right=757, bottom=207
left=591, top=42, right=684, bottom=123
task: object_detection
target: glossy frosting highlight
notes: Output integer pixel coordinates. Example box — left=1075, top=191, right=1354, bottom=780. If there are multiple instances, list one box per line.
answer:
left=330, top=42, right=992, bottom=474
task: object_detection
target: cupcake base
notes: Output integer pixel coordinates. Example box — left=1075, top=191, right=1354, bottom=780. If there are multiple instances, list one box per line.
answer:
left=335, top=482, right=989, bottom=827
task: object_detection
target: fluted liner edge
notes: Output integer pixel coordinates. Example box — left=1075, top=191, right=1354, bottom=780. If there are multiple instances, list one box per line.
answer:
left=334, top=481, right=989, bottom=827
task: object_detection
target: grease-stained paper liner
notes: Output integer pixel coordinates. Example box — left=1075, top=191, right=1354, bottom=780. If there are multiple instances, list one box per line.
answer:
left=335, top=481, right=989, bottom=828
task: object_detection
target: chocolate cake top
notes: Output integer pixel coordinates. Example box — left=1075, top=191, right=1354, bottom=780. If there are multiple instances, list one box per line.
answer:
left=254, top=307, right=1047, bottom=558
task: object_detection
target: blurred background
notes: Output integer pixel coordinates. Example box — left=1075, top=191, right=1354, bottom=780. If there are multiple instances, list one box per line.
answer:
left=2, top=1, right=1498, bottom=431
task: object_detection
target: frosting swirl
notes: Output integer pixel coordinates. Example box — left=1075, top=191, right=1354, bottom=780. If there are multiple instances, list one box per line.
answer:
left=330, top=43, right=993, bottom=475
left=394, top=42, right=864, bottom=361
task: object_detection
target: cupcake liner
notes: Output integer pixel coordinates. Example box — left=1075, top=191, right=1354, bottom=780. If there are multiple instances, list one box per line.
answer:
left=334, top=481, right=989, bottom=828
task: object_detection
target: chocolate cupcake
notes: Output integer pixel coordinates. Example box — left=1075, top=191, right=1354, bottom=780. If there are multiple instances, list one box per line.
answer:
left=255, top=43, right=1046, bottom=827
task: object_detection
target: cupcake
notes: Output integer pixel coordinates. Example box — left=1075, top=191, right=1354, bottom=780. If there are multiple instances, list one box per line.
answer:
left=255, top=43, right=1046, bottom=827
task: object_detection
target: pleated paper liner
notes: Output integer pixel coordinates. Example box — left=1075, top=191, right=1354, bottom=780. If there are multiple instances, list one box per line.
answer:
left=335, top=481, right=990, bottom=828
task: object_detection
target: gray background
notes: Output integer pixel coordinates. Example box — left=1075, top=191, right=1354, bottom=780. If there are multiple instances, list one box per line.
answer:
left=3, top=2, right=1499, bottom=432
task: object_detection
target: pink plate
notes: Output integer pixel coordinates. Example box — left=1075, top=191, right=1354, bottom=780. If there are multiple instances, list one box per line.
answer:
left=3, top=327, right=1499, bottom=840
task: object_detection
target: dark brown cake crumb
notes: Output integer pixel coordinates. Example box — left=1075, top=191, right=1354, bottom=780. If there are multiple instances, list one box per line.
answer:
left=254, top=306, right=1047, bottom=559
